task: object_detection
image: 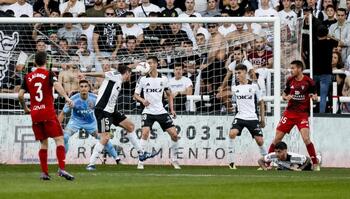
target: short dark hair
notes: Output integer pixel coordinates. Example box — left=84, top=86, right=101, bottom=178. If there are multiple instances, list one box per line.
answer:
left=148, top=11, right=160, bottom=17
left=62, top=12, right=73, bottom=17
left=183, top=39, right=193, bottom=46
left=174, top=63, right=183, bottom=69
left=325, top=5, right=335, bottom=10
left=275, top=141, right=288, bottom=150
left=126, top=35, right=137, bottom=43
left=35, top=52, right=47, bottom=66
left=317, top=25, right=328, bottom=37
left=235, top=63, right=247, bottom=71
left=124, top=11, right=134, bottom=17
left=79, top=79, right=91, bottom=89
left=147, top=56, right=158, bottom=63
left=290, top=60, right=304, bottom=69
left=337, top=8, right=347, bottom=13
left=117, top=65, right=131, bottom=74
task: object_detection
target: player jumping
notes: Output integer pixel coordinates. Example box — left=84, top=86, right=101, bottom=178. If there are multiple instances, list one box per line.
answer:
left=18, top=52, right=74, bottom=180
left=267, top=60, right=320, bottom=171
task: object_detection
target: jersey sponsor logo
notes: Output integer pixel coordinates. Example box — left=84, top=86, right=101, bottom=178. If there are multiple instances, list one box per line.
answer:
left=32, top=104, right=46, bottom=111
left=145, top=88, right=163, bottom=93
left=0, top=31, right=19, bottom=81
left=236, top=95, right=253, bottom=100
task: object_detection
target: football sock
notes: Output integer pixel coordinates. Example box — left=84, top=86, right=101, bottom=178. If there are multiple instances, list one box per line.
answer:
left=306, top=142, right=318, bottom=164
left=39, top=149, right=48, bottom=174
left=126, top=132, right=143, bottom=154
left=56, top=145, right=66, bottom=170
left=227, top=138, right=235, bottom=163
left=63, top=133, right=70, bottom=153
left=171, top=140, right=179, bottom=161
left=268, top=143, right=275, bottom=153
left=140, top=138, right=147, bottom=154
left=259, top=145, right=267, bottom=157
left=105, top=141, right=117, bottom=159
left=89, top=142, right=104, bottom=165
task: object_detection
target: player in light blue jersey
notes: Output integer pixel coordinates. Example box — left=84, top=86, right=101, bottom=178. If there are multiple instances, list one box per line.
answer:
left=60, top=80, right=121, bottom=166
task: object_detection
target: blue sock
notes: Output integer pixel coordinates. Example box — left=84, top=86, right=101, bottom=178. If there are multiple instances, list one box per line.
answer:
left=105, top=141, right=118, bottom=159
left=63, top=133, right=70, bottom=153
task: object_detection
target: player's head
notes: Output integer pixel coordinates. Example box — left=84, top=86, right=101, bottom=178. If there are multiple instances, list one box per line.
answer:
left=118, top=65, right=132, bottom=82
left=235, top=64, right=248, bottom=83
left=274, top=141, right=288, bottom=160
left=79, top=79, right=90, bottom=95
left=174, top=64, right=183, bottom=79
left=290, top=60, right=304, bottom=77
left=35, top=51, right=47, bottom=67
left=146, top=56, right=159, bottom=72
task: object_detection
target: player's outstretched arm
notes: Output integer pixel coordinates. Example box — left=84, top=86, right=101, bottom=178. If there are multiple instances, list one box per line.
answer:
left=258, top=157, right=271, bottom=171
left=133, top=93, right=150, bottom=107
left=18, top=89, right=30, bottom=114
left=81, top=72, right=106, bottom=78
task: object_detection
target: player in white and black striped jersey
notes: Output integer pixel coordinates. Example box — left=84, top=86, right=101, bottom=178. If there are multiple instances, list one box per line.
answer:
left=80, top=65, right=157, bottom=170
left=227, top=64, right=267, bottom=170
left=134, top=56, right=181, bottom=170
left=258, top=141, right=313, bottom=171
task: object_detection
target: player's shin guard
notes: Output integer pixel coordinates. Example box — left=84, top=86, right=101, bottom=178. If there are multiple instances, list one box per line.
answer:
left=64, top=134, right=69, bottom=153
left=140, top=138, right=147, bottom=153
left=268, top=143, right=275, bottom=153
left=126, top=132, right=143, bottom=154
left=39, top=149, right=48, bottom=175
left=105, top=141, right=117, bottom=159
left=56, top=145, right=66, bottom=170
left=170, top=140, right=179, bottom=161
left=89, top=142, right=104, bottom=165
left=227, top=138, right=235, bottom=163
left=306, top=142, right=318, bottom=164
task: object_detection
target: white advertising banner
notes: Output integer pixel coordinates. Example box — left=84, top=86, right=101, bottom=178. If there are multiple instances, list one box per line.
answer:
left=0, top=115, right=349, bottom=167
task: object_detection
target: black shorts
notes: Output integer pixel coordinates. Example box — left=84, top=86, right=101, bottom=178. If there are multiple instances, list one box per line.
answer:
left=95, top=109, right=127, bottom=133
left=142, top=113, right=174, bottom=131
left=231, top=118, right=263, bottom=138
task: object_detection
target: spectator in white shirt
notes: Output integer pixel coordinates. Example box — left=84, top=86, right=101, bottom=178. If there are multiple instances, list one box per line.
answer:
left=255, top=0, right=278, bottom=17
left=279, top=0, right=297, bottom=32
left=59, top=0, right=85, bottom=17
left=8, top=0, right=33, bottom=17
left=169, top=64, right=193, bottom=112
left=121, top=11, right=144, bottom=46
left=218, top=10, right=235, bottom=37
left=200, top=0, right=220, bottom=17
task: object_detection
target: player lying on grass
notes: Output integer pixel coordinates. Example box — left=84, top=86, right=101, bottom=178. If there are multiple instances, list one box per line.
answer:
left=58, top=79, right=122, bottom=164
left=258, top=141, right=313, bottom=171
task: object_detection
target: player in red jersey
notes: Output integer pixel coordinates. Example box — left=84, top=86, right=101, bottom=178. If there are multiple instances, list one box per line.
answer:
left=18, top=52, right=75, bottom=180
left=267, top=60, right=320, bottom=171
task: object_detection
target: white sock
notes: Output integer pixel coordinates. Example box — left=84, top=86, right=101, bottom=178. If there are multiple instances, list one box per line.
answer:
left=89, top=142, right=104, bottom=165
left=126, top=132, right=143, bottom=154
left=259, top=145, right=267, bottom=157
left=140, top=138, right=148, bottom=152
left=227, top=138, right=235, bottom=163
left=171, top=140, right=179, bottom=161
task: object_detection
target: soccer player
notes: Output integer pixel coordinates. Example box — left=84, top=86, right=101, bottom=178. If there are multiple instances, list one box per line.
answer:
left=227, top=64, right=267, bottom=170
left=60, top=80, right=122, bottom=164
left=258, top=141, right=312, bottom=171
left=267, top=60, right=320, bottom=171
left=80, top=65, right=156, bottom=170
left=134, top=56, right=180, bottom=170
left=18, top=52, right=74, bottom=181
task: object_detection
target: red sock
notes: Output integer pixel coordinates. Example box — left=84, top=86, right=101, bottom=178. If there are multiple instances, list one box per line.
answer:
left=268, top=143, right=275, bottom=153
left=39, top=149, right=48, bottom=174
left=306, top=142, right=318, bottom=164
left=56, top=145, right=66, bottom=170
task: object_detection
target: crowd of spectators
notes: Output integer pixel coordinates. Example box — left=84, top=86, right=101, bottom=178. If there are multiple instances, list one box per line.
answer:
left=0, top=0, right=350, bottom=114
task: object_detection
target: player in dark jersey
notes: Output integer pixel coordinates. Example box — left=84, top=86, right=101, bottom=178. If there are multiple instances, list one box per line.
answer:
left=267, top=60, right=320, bottom=171
left=18, top=52, right=75, bottom=181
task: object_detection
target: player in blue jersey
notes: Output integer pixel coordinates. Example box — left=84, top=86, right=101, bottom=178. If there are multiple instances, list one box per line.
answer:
left=60, top=80, right=121, bottom=166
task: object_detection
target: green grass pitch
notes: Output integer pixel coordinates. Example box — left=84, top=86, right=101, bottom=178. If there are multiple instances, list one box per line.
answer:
left=0, top=164, right=350, bottom=199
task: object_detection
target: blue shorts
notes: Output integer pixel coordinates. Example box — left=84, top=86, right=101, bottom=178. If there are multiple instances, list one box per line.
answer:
left=64, top=120, right=97, bottom=137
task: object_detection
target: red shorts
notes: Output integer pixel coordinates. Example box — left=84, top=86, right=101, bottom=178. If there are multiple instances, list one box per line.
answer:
left=32, top=118, right=63, bottom=140
left=276, top=113, right=309, bottom=133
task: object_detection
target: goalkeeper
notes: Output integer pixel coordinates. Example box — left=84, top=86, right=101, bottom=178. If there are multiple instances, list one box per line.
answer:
left=258, top=141, right=313, bottom=171
left=59, top=80, right=121, bottom=165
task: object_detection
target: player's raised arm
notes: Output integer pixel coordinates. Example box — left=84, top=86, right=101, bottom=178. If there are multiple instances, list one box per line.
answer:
left=80, top=72, right=106, bottom=78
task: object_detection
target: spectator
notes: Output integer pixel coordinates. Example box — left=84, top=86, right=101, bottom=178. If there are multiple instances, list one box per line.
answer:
left=218, top=10, right=235, bottom=37
left=201, top=0, right=220, bottom=17
left=33, top=0, right=59, bottom=17
left=57, top=12, right=82, bottom=48
left=160, top=0, right=181, bottom=17
left=279, top=0, right=297, bottom=33
left=341, top=76, right=350, bottom=113
left=115, top=0, right=127, bottom=17
left=194, top=0, right=207, bottom=13
left=53, top=38, right=73, bottom=67
left=58, top=55, right=80, bottom=96
left=188, top=15, right=210, bottom=48
left=329, top=8, right=350, bottom=63
left=163, top=23, right=190, bottom=48
left=179, top=39, right=200, bottom=85
left=78, top=13, right=94, bottom=52
left=293, top=0, right=304, bottom=18
left=93, top=7, right=123, bottom=60
left=32, top=10, right=60, bottom=41
left=8, top=0, right=33, bottom=17
left=133, top=0, right=160, bottom=18
left=59, top=0, right=85, bottom=17
left=322, top=5, right=337, bottom=29
left=168, top=65, right=193, bottom=113
left=179, top=0, right=201, bottom=17
left=85, top=0, right=105, bottom=17
left=318, top=0, right=333, bottom=21
left=25, top=39, right=53, bottom=73
left=314, top=25, right=339, bottom=113
left=0, top=64, right=23, bottom=93
left=121, top=11, right=144, bottom=45
left=224, top=0, right=248, bottom=17
left=143, top=11, right=165, bottom=49
left=76, top=35, right=96, bottom=72
left=347, top=0, right=350, bottom=22
left=331, top=51, right=346, bottom=103
left=255, top=0, right=278, bottom=18
left=117, top=35, right=141, bottom=68
left=243, top=6, right=262, bottom=35
left=159, top=40, right=176, bottom=68
left=258, top=0, right=279, bottom=9
left=47, top=32, right=59, bottom=54
left=226, top=23, right=256, bottom=48
left=128, top=0, right=139, bottom=10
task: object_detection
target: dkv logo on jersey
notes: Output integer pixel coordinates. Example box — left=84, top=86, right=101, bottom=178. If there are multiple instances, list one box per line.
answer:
left=0, top=31, right=19, bottom=81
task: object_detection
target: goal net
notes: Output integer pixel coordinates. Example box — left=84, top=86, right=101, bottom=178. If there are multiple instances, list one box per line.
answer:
left=0, top=17, right=303, bottom=166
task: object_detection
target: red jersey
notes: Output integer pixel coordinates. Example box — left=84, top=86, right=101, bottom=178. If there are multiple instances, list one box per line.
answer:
left=248, top=50, right=273, bottom=68
left=21, top=68, right=57, bottom=122
left=283, top=75, right=316, bottom=117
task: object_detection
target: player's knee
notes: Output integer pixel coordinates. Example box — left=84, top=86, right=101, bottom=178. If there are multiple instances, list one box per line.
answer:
left=126, top=123, right=135, bottom=133
left=229, top=131, right=238, bottom=139
left=303, top=137, right=311, bottom=145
